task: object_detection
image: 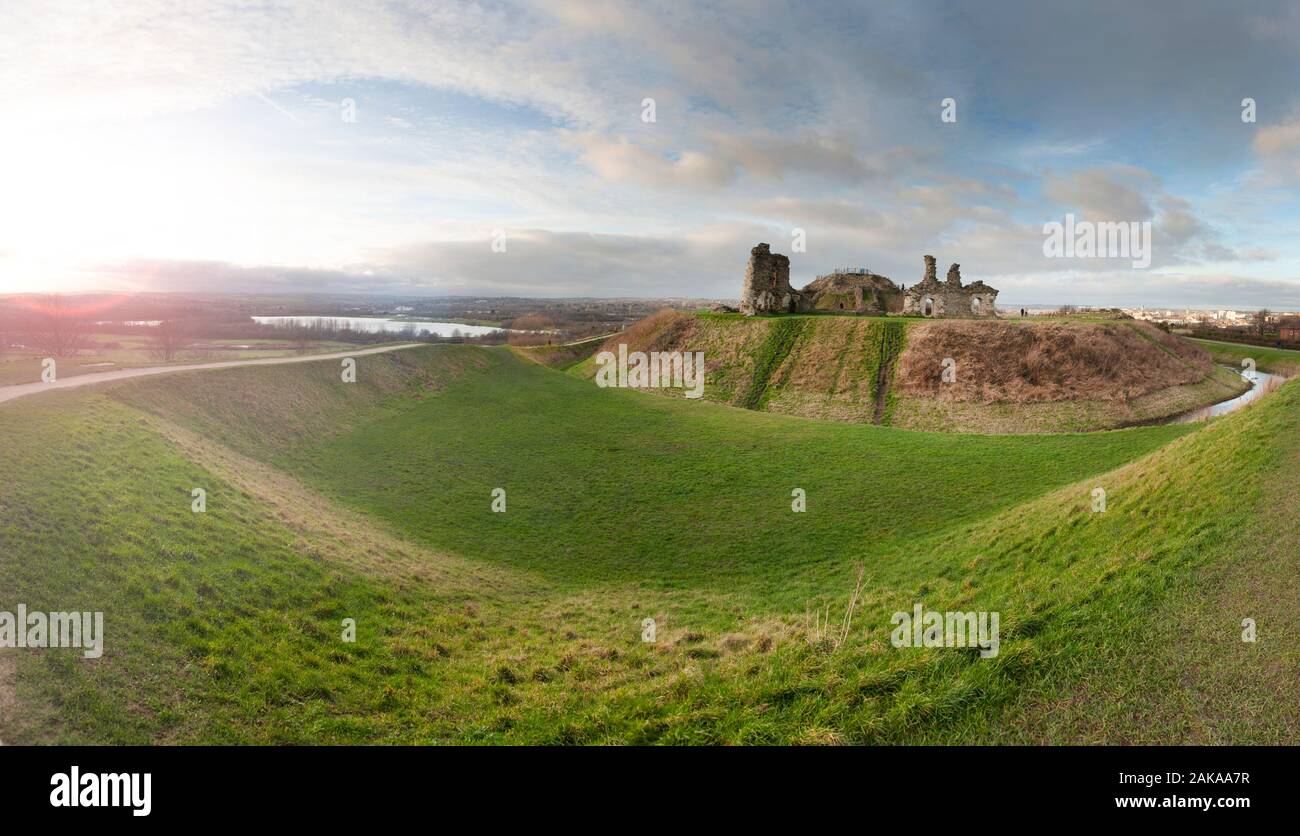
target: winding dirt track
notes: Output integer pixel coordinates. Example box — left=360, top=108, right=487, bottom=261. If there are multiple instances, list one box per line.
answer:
left=0, top=343, right=424, bottom=407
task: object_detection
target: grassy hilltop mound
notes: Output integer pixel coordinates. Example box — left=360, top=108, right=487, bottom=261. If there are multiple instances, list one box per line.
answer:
left=579, top=311, right=1249, bottom=433
left=1, top=344, right=1298, bottom=744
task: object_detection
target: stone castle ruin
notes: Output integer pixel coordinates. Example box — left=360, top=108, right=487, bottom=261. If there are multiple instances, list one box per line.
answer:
left=739, top=244, right=997, bottom=318
left=900, top=255, right=999, bottom=318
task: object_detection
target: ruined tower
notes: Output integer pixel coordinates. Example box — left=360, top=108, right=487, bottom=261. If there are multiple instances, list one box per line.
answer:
left=740, top=243, right=809, bottom=315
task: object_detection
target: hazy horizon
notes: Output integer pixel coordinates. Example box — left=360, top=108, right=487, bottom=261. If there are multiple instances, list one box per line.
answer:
left=1, top=288, right=1290, bottom=314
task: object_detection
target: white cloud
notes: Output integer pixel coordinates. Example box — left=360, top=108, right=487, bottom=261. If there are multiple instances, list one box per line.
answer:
left=1043, top=166, right=1157, bottom=221
left=1253, top=115, right=1300, bottom=180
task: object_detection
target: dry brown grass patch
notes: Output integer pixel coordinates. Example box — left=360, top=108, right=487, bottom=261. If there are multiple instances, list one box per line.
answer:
left=599, top=309, right=699, bottom=355
left=897, top=320, right=1212, bottom=403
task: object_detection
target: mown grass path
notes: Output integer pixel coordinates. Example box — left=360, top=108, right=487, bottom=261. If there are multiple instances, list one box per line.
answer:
left=0, top=343, right=422, bottom=406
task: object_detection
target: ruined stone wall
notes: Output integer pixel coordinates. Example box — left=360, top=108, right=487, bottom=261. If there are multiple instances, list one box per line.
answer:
left=901, top=257, right=998, bottom=318
left=741, top=243, right=810, bottom=315
left=904, top=288, right=998, bottom=318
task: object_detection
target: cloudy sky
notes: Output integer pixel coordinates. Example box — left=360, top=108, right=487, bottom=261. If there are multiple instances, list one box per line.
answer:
left=3, top=0, right=1300, bottom=307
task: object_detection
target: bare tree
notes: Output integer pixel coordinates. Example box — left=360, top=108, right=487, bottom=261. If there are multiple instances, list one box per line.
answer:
left=507, top=313, right=559, bottom=346
left=28, top=295, right=91, bottom=357
left=148, top=318, right=187, bottom=361
left=1254, top=308, right=1272, bottom=338
left=292, top=326, right=312, bottom=355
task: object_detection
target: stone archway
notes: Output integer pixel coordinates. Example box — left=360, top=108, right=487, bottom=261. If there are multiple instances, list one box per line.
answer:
left=971, top=296, right=981, bottom=315
left=924, top=297, right=934, bottom=316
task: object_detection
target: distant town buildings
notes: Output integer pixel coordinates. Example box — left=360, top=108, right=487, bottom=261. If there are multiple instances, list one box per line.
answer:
left=1122, top=307, right=1297, bottom=328
left=1121, top=307, right=1300, bottom=347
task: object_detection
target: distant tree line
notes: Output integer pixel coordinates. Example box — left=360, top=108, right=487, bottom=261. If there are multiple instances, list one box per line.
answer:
left=1189, top=310, right=1300, bottom=349
left=0, top=296, right=95, bottom=357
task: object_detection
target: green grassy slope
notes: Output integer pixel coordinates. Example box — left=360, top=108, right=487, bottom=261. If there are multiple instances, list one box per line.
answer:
left=2, top=344, right=1296, bottom=744
left=510, top=339, right=604, bottom=371
left=586, top=312, right=1245, bottom=433
left=1191, top=337, right=1300, bottom=376
left=0, top=391, right=513, bottom=743
left=110, top=347, right=1190, bottom=591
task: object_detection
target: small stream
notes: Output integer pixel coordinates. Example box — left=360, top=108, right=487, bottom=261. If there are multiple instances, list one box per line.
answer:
left=1169, top=365, right=1285, bottom=424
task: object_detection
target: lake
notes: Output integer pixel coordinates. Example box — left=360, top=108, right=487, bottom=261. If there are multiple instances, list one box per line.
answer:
left=252, top=315, right=504, bottom=338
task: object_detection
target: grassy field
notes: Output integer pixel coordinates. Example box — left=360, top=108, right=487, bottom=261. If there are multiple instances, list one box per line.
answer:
left=0, top=334, right=365, bottom=386
left=1, top=344, right=1297, bottom=743
left=1191, top=337, right=1300, bottom=376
